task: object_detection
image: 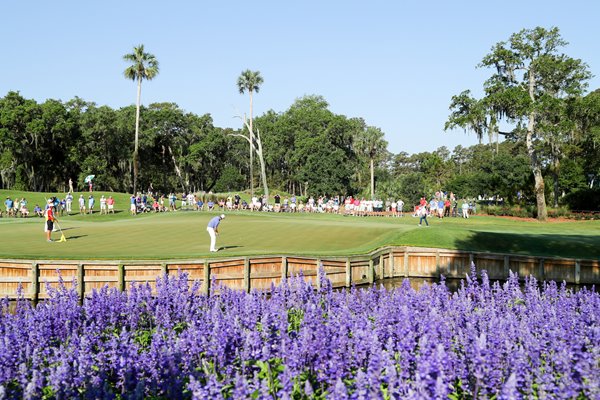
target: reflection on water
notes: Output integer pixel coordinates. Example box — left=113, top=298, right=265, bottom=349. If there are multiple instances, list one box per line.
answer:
left=373, top=277, right=594, bottom=292
left=373, top=277, right=462, bottom=292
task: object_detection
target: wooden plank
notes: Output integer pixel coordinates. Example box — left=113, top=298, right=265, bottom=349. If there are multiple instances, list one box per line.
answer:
left=83, top=276, right=120, bottom=283
left=77, top=263, right=84, bottom=302
left=345, top=258, right=351, bottom=287
left=203, top=260, right=210, bottom=294
left=244, top=257, right=250, bottom=292
left=118, top=264, right=125, bottom=291
left=281, top=256, right=288, bottom=281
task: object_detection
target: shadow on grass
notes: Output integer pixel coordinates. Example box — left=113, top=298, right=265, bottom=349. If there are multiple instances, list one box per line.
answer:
left=454, top=231, right=600, bottom=259
left=63, top=235, right=88, bottom=240
left=220, top=246, right=243, bottom=250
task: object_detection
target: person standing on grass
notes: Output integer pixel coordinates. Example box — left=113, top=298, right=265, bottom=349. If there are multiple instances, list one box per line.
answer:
left=206, top=214, right=225, bottom=252
left=65, top=192, right=73, bottom=214
left=130, top=195, right=137, bottom=215
left=100, top=195, right=107, bottom=215
left=44, top=199, right=57, bottom=242
left=107, top=196, right=115, bottom=214
left=462, top=201, right=470, bottom=218
left=79, top=195, right=86, bottom=214
left=88, top=195, right=95, bottom=214
left=418, top=205, right=429, bottom=227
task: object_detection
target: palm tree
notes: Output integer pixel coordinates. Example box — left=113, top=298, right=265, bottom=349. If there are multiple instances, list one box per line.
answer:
left=354, top=126, right=388, bottom=199
left=237, top=70, right=263, bottom=198
left=123, top=44, right=159, bottom=195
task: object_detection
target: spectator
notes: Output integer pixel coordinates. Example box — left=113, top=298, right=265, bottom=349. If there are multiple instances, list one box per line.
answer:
left=462, top=201, right=469, bottom=218
left=88, top=195, right=95, bottom=214
left=5, top=197, right=14, bottom=217
left=65, top=192, right=73, bottom=214
left=107, top=196, right=115, bottom=214
left=130, top=195, right=137, bottom=215
left=79, top=195, right=86, bottom=214
left=418, top=205, right=429, bottom=227
left=100, top=195, right=107, bottom=215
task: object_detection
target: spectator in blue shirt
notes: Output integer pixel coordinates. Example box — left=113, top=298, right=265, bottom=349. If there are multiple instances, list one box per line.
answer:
left=5, top=197, right=14, bottom=216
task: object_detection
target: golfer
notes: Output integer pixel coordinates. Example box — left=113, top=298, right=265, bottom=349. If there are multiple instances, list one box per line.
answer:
left=44, top=199, right=57, bottom=242
left=207, top=214, right=225, bottom=252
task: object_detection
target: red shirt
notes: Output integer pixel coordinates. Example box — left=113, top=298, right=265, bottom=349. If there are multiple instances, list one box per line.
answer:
left=46, top=207, right=54, bottom=221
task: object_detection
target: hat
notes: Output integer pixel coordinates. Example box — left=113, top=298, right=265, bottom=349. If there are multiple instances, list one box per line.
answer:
left=47, top=199, right=53, bottom=204
left=220, top=214, right=225, bottom=219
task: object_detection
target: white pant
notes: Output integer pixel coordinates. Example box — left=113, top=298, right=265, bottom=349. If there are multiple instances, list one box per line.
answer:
left=207, top=227, right=217, bottom=251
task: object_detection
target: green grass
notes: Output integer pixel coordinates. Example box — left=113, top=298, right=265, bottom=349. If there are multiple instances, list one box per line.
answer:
left=1, top=190, right=599, bottom=260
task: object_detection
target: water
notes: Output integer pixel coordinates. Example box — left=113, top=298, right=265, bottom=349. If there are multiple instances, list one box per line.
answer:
left=373, top=277, right=595, bottom=292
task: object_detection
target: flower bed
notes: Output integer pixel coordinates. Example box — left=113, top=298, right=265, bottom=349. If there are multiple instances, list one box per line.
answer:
left=1, top=270, right=598, bottom=399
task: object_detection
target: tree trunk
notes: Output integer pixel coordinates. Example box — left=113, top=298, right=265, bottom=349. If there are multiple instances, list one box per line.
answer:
left=133, top=77, right=142, bottom=195
left=526, top=121, right=547, bottom=221
left=370, top=158, right=375, bottom=199
left=552, top=158, right=560, bottom=208
left=527, top=67, right=547, bottom=221
left=255, top=133, right=269, bottom=199
left=167, top=145, right=186, bottom=193
left=249, top=92, right=254, bottom=198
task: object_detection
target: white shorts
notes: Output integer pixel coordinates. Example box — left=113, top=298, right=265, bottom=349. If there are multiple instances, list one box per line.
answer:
left=108, top=204, right=114, bottom=210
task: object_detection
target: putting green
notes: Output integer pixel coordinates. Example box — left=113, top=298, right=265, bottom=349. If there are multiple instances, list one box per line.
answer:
left=0, top=204, right=599, bottom=260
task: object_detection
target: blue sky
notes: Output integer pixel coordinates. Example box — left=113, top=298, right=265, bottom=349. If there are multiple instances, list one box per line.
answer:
left=2, top=1, right=598, bottom=154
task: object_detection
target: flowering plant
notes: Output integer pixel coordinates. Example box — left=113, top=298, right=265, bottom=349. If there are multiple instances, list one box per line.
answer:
left=0, top=267, right=598, bottom=399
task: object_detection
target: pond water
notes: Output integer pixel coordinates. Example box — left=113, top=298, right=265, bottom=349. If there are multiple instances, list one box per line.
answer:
left=372, top=277, right=595, bottom=292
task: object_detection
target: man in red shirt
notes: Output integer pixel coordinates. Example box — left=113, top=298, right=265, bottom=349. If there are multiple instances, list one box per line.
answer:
left=107, top=196, right=115, bottom=214
left=44, top=199, right=57, bottom=242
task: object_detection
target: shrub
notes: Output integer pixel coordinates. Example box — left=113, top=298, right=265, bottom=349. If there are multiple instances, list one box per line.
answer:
left=1, top=271, right=598, bottom=399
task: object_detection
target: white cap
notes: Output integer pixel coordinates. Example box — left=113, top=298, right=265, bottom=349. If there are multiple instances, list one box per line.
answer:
left=220, top=214, right=225, bottom=219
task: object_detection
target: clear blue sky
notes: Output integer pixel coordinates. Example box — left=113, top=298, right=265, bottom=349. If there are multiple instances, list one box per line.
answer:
left=2, top=1, right=598, bottom=155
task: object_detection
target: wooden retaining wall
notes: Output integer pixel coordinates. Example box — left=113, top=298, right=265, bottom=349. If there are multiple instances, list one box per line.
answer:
left=0, top=247, right=598, bottom=301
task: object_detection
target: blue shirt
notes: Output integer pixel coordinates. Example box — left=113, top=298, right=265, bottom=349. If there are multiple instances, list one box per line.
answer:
left=207, top=216, right=221, bottom=229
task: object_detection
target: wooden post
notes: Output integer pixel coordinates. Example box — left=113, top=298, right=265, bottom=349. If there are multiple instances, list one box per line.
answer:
left=118, top=264, right=125, bottom=292
left=389, top=249, right=395, bottom=278
left=316, top=259, right=322, bottom=289
left=404, top=250, right=409, bottom=278
left=378, top=254, right=384, bottom=280
left=469, top=253, right=474, bottom=268
left=368, top=258, right=374, bottom=284
left=281, top=256, right=288, bottom=281
left=539, top=258, right=545, bottom=282
left=503, top=255, right=510, bottom=279
left=161, top=263, right=168, bottom=277
left=244, top=257, right=251, bottom=293
left=31, top=262, right=39, bottom=304
left=345, top=258, right=351, bottom=287
left=203, top=261, right=210, bottom=294
left=575, top=260, right=581, bottom=285
left=436, top=251, right=441, bottom=278
left=77, top=263, right=84, bottom=303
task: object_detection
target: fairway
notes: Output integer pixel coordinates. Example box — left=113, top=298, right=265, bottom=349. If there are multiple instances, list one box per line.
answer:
left=1, top=200, right=599, bottom=260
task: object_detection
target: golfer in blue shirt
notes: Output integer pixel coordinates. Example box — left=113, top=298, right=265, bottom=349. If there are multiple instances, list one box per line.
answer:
left=207, top=214, right=225, bottom=252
